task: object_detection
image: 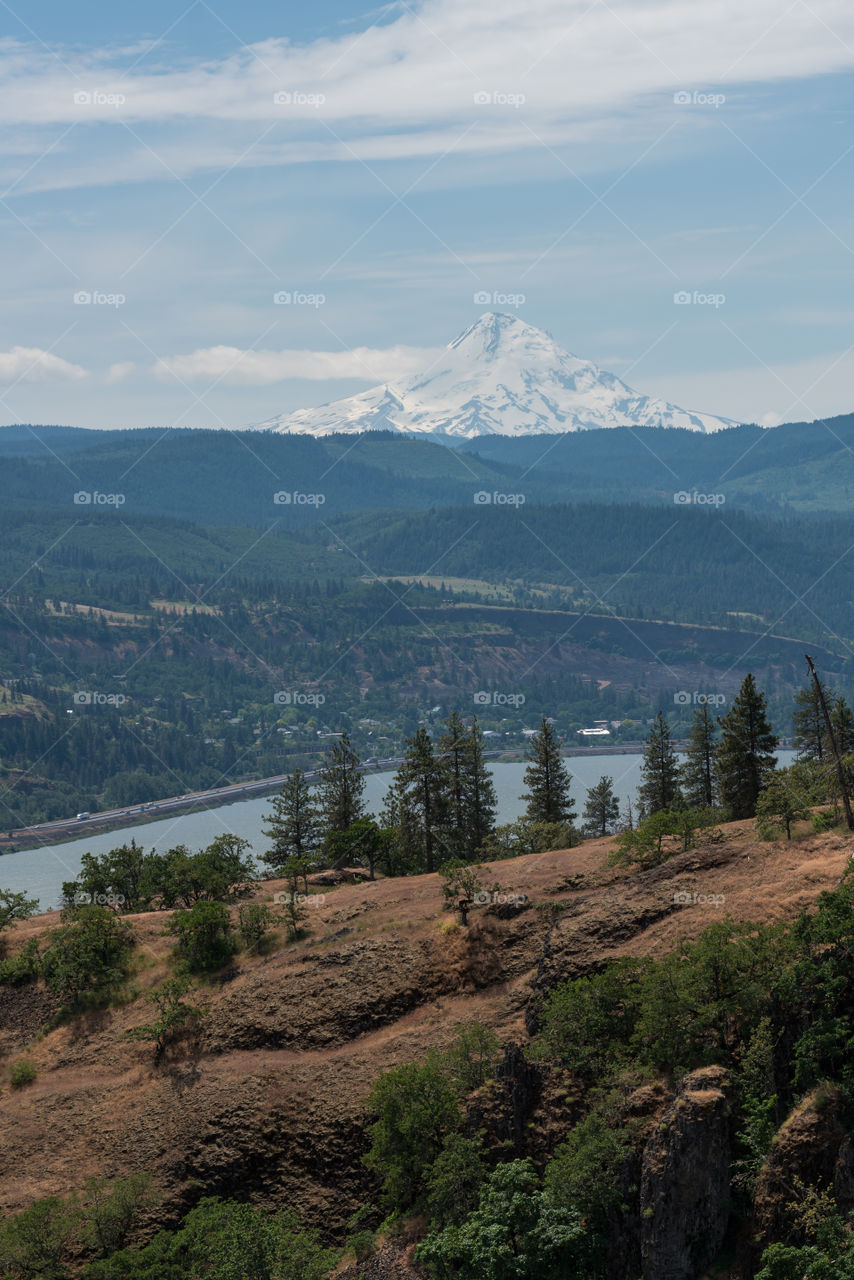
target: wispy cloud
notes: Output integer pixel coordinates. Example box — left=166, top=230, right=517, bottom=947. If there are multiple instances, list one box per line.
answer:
left=153, top=342, right=438, bottom=385
left=1, top=0, right=853, bottom=190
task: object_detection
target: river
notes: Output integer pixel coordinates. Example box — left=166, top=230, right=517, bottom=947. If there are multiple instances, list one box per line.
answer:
left=1, top=752, right=796, bottom=909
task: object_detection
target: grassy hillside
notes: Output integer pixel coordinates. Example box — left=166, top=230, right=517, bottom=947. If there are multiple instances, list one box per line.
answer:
left=1, top=817, right=853, bottom=1278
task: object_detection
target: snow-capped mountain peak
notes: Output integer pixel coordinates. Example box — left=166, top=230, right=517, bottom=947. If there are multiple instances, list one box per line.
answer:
left=258, top=313, right=737, bottom=438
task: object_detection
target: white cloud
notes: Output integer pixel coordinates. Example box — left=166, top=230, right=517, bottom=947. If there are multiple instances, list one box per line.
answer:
left=1, top=0, right=854, bottom=187
left=0, top=346, right=87, bottom=382
left=153, top=343, right=440, bottom=386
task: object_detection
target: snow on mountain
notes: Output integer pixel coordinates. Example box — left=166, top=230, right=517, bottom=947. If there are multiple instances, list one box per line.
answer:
left=258, top=313, right=737, bottom=438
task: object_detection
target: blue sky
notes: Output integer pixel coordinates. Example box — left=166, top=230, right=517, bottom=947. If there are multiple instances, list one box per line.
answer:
left=1, top=0, right=854, bottom=429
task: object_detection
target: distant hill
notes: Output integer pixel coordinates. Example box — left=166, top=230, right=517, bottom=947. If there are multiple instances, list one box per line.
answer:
left=2, top=413, right=854, bottom=522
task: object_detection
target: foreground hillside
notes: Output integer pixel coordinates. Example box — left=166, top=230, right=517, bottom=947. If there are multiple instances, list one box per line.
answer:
left=1, top=818, right=853, bottom=1278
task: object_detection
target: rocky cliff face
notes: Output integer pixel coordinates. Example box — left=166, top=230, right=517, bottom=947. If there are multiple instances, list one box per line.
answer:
left=639, top=1066, right=731, bottom=1280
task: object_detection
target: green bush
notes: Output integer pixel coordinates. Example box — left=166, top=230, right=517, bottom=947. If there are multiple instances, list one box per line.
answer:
left=417, top=1159, right=592, bottom=1280
left=60, top=835, right=257, bottom=914
left=123, top=977, right=205, bottom=1063
left=40, top=906, right=134, bottom=1008
left=363, top=1058, right=462, bottom=1213
left=167, top=900, right=235, bottom=973
left=237, top=902, right=276, bottom=954
left=545, top=1094, right=640, bottom=1230
left=0, top=937, right=41, bottom=986
left=425, top=1133, right=488, bottom=1229
left=87, top=1198, right=340, bottom=1280
left=0, top=888, right=38, bottom=939
left=0, top=1194, right=78, bottom=1279
left=609, top=807, right=720, bottom=868
left=443, top=1021, right=500, bottom=1094
left=9, top=1058, right=37, bottom=1088
left=346, top=1229, right=376, bottom=1262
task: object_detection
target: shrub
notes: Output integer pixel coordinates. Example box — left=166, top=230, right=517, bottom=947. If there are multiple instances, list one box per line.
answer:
left=0, top=888, right=38, bottom=942
left=0, top=937, right=41, bottom=986
left=756, top=770, right=811, bottom=840
left=479, top=819, right=580, bottom=860
left=609, top=808, right=720, bottom=868
left=439, top=860, right=488, bottom=926
left=237, top=902, right=276, bottom=954
left=123, top=977, right=205, bottom=1063
left=0, top=1195, right=78, bottom=1279
left=545, top=1095, right=639, bottom=1230
left=443, top=1021, right=500, bottom=1094
left=416, top=1159, right=592, bottom=1280
left=363, top=1058, right=462, bottom=1213
left=40, top=906, right=134, bottom=1008
left=346, top=1229, right=376, bottom=1262
left=425, top=1133, right=488, bottom=1229
left=9, top=1058, right=36, bottom=1088
left=167, top=900, right=235, bottom=973
left=78, top=1173, right=157, bottom=1257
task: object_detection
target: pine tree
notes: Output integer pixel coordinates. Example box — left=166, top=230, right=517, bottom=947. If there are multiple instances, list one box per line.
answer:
left=438, top=712, right=497, bottom=860
left=582, top=776, right=620, bottom=837
left=392, top=728, right=447, bottom=873
left=792, top=680, right=828, bottom=761
left=830, top=696, right=854, bottom=756
left=680, top=704, right=717, bottom=809
left=463, top=717, right=497, bottom=856
left=437, top=710, right=469, bottom=861
left=261, top=769, right=320, bottom=888
left=317, top=732, right=365, bottom=849
left=638, top=711, right=681, bottom=816
left=715, top=673, right=778, bottom=819
left=523, top=716, right=575, bottom=825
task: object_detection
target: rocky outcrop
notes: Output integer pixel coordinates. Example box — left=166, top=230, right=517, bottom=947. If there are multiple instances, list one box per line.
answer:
left=338, top=1236, right=428, bottom=1280
left=639, top=1066, right=730, bottom=1280
left=751, top=1085, right=854, bottom=1262
left=525, top=839, right=743, bottom=1035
